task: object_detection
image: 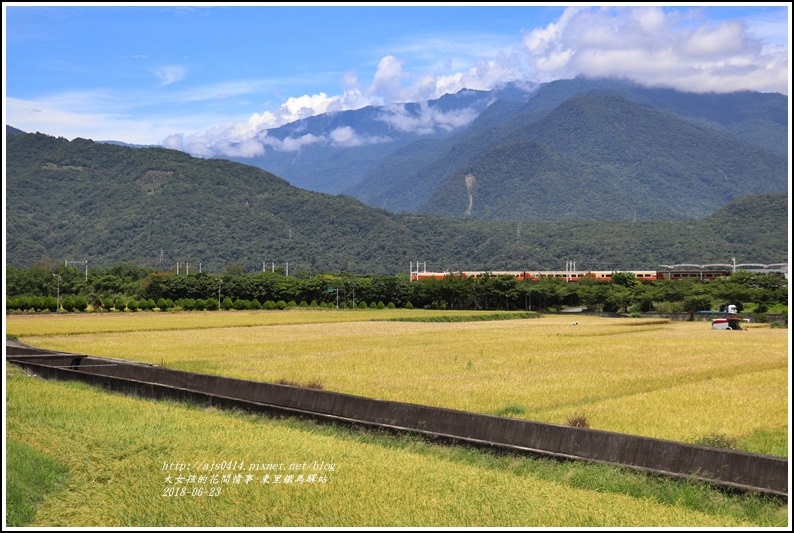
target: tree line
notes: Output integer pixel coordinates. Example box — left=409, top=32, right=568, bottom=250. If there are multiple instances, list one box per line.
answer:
left=5, top=262, right=788, bottom=319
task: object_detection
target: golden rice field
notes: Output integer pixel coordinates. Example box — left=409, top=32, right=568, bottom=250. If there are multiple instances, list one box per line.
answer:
left=5, top=310, right=790, bottom=526
left=4, top=372, right=787, bottom=527
left=6, top=310, right=788, bottom=449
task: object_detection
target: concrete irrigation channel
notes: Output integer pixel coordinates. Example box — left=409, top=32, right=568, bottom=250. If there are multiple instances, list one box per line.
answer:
left=5, top=342, right=788, bottom=499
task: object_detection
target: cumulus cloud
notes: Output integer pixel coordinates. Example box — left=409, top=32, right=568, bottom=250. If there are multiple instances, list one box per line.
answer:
left=367, top=55, right=407, bottom=101
left=520, top=6, right=787, bottom=94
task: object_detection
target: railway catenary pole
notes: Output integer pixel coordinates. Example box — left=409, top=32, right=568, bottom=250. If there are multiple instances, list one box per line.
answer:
left=65, top=259, right=88, bottom=281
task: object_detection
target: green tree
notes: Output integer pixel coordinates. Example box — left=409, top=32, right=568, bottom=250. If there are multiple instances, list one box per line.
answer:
left=683, top=294, right=713, bottom=320
left=611, top=271, right=640, bottom=288
left=604, top=285, right=632, bottom=313
left=61, top=295, right=76, bottom=312
left=43, top=296, right=58, bottom=312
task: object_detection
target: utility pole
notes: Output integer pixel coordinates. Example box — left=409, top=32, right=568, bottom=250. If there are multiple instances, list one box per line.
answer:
left=217, top=279, right=223, bottom=310
left=53, top=274, right=61, bottom=311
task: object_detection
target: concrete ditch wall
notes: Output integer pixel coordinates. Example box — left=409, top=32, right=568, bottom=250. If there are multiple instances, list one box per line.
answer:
left=6, top=347, right=788, bottom=497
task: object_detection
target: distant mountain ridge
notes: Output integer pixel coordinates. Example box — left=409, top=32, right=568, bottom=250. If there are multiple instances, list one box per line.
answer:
left=213, top=77, right=787, bottom=222
left=6, top=125, right=26, bottom=136
left=5, top=131, right=788, bottom=274
left=9, top=77, right=786, bottom=225
left=414, top=92, right=786, bottom=220
left=222, top=81, right=538, bottom=195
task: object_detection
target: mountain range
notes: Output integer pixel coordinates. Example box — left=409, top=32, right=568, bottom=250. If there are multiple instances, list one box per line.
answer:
left=219, top=77, right=788, bottom=221
left=5, top=123, right=788, bottom=275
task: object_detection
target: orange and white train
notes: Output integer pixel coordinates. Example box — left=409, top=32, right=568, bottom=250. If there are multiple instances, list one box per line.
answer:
left=409, top=268, right=734, bottom=283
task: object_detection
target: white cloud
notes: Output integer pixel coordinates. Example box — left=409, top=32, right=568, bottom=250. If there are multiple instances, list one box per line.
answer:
left=262, top=133, right=323, bottom=152
left=377, top=102, right=480, bottom=135
left=328, top=126, right=391, bottom=148
left=519, top=6, right=788, bottom=93
left=6, top=95, right=182, bottom=145
left=171, top=6, right=787, bottom=159
left=153, top=65, right=186, bottom=86
left=367, top=55, right=407, bottom=101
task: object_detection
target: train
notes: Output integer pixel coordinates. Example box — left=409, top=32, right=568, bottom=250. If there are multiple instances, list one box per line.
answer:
left=409, top=268, right=736, bottom=283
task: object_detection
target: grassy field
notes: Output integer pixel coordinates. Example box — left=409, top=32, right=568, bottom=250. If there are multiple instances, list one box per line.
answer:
left=5, top=369, right=788, bottom=527
left=6, top=310, right=788, bottom=453
left=4, top=310, right=790, bottom=526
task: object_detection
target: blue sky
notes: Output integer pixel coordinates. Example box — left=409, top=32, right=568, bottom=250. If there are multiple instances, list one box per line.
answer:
left=3, top=3, right=791, bottom=154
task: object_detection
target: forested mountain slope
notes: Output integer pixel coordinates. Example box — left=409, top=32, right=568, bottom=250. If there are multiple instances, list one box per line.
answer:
left=6, top=132, right=788, bottom=274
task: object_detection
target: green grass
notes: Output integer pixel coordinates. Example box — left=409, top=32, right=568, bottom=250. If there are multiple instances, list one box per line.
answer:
left=5, top=374, right=787, bottom=527
left=734, top=427, right=790, bottom=457
left=495, top=404, right=527, bottom=417
left=5, top=438, right=70, bottom=527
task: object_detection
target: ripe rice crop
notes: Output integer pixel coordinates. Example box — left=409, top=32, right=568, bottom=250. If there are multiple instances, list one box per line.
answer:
left=5, top=308, right=501, bottom=336
left=7, top=311, right=787, bottom=453
left=5, top=372, right=786, bottom=527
